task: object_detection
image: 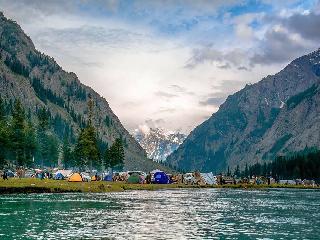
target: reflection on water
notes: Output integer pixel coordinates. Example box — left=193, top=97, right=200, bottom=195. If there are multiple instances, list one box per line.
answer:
left=0, top=188, right=319, bottom=239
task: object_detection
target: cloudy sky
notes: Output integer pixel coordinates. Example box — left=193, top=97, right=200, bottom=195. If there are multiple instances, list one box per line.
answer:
left=1, top=0, right=320, bottom=134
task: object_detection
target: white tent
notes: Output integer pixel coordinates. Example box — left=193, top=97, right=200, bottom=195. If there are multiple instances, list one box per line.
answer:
left=55, top=170, right=73, bottom=178
left=200, top=172, right=217, bottom=185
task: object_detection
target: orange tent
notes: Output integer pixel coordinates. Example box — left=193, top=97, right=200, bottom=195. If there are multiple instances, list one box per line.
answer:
left=68, top=173, right=82, bottom=182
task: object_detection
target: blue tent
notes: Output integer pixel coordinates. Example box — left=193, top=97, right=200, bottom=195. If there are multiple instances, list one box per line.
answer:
left=103, top=174, right=113, bottom=181
left=6, top=170, right=14, bottom=178
left=153, top=171, right=169, bottom=184
left=54, top=172, right=64, bottom=180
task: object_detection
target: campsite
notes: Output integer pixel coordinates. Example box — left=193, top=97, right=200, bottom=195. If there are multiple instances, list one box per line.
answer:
left=0, top=168, right=318, bottom=194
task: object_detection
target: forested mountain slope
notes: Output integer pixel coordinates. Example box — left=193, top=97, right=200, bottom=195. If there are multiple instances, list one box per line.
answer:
left=167, top=48, right=320, bottom=173
left=0, top=12, right=165, bottom=171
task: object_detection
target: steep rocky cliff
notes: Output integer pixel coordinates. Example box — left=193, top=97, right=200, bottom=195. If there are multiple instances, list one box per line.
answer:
left=167, top=48, right=320, bottom=173
left=0, top=12, right=165, bottom=172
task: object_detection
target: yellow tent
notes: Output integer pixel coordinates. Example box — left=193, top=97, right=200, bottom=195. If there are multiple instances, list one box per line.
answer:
left=91, top=175, right=97, bottom=181
left=68, top=173, right=82, bottom=182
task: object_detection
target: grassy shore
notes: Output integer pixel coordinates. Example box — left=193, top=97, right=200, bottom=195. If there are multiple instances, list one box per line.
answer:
left=0, top=178, right=318, bottom=194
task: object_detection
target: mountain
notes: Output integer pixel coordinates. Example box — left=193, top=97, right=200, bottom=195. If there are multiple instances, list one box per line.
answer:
left=0, top=12, right=167, bottom=172
left=133, top=127, right=186, bottom=162
left=167, top=48, right=320, bottom=173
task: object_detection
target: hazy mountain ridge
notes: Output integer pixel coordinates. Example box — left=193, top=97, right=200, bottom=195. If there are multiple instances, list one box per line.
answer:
left=167, top=48, right=320, bottom=173
left=133, top=127, right=186, bottom=162
left=0, top=12, right=167, bottom=171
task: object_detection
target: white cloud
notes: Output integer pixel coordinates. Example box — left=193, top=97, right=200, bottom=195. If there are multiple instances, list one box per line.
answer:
left=0, top=0, right=318, bottom=134
left=232, top=13, right=264, bottom=41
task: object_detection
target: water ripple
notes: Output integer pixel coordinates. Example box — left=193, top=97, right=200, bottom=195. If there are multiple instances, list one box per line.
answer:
left=0, top=188, right=319, bottom=239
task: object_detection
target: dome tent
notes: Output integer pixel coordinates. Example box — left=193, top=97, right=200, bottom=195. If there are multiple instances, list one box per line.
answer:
left=103, top=174, right=113, bottom=181
left=127, top=173, right=140, bottom=184
left=55, top=170, right=73, bottom=178
left=153, top=171, right=169, bottom=184
left=54, top=172, right=64, bottom=180
left=68, top=173, right=82, bottom=182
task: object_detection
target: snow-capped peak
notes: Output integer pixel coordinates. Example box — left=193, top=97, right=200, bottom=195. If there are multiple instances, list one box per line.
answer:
left=133, top=127, right=187, bottom=162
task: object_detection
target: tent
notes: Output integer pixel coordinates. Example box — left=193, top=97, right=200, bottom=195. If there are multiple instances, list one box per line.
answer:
left=200, top=172, right=216, bottom=185
left=68, top=173, right=82, bottom=182
left=55, top=170, right=73, bottom=178
left=127, top=173, right=140, bottom=184
left=150, top=169, right=162, bottom=175
left=91, top=175, right=101, bottom=181
left=103, top=174, right=113, bottom=181
left=91, top=175, right=97, bottom=181
left=54, top=172, right=65, bottom=180
left=150, top=169, right=162, bottom=182
left=153, top=171, right=169, bottom=184
left=6, top=170, right=15, bottom=178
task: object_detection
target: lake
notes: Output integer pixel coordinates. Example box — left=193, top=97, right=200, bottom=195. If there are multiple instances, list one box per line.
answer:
left=0, top=188, right=319, bottom=239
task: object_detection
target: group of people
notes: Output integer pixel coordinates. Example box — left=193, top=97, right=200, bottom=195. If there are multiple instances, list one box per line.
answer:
left=34, top=171, right=53, bottom=179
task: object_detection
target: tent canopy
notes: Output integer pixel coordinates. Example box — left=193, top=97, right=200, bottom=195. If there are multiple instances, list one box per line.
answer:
left=200, top=172, right=216, bottom=185
left=127, top=173, right=140, bottom=184
left=54, top=172, right=64, bottom=180
left=55, top=170, right=73, bottom=178
left=150, top=169, right=162, bottom=175
left=103, top=174, right=113, bottom=181
left=153, top=171, right=169, bottom=184
left=68, top=173, right=82, bottom=182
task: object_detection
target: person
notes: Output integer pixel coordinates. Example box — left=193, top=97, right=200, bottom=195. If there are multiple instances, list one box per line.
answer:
left=146, top=173, right=151, bottom=184
left=3, top=171, right=8, bottom=180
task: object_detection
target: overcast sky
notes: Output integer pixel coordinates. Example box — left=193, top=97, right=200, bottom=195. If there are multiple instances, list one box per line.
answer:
left=1, top=0, right=320, bottom=134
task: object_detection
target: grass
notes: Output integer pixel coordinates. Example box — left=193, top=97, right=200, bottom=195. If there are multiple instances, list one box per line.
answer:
left=0, top=178, right=318, bottom=194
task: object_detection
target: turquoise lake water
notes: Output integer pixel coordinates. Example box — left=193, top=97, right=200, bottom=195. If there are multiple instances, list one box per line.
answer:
left=0, top=188, right=319, bottom=239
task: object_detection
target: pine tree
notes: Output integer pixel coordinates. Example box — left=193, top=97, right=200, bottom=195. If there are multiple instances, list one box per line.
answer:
left=62, top=137, right=73, bottom=169
left=106, top=138, right=124, bottom=170
left=262, top=162, right=267, bottom=176
left=10, top=100, right=27, bottom=166
left=37, top=107, right=50, bottom=168
left=104, top=146, right=111, bottom=169
left=234, top=165, right=240, bottom=177
left=227, top=165, right=231, bottom=176
left=24, top=120, right=37, bottom=166
left=0, top=96, right=5, bottom=122
left=46, top=135, right=59, bottom=167
left=244, top=163, right=249, bottom=177
left=74, top=125, right=100, bottom=171
left=74, top=96, right=100, bottom=171
left=74, top=129, right=86, bottom=170
left=0, top=96, right=8, bottom=167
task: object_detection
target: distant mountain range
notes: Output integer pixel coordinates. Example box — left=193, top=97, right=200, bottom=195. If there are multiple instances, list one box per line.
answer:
left=133, top=127, right=186, bottom=162
left=0, top=12, right=167, bottom=172
left=167, top=48, right=320, bottom=173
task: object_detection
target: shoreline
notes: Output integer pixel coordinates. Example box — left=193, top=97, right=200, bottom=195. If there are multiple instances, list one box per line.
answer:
left=0, top=179, right=318, bottom=194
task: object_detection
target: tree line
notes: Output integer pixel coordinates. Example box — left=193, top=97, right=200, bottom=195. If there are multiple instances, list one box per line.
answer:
left=232, top=150, right=320, bottom=180
left=0, top=96, right=124, bottom=171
